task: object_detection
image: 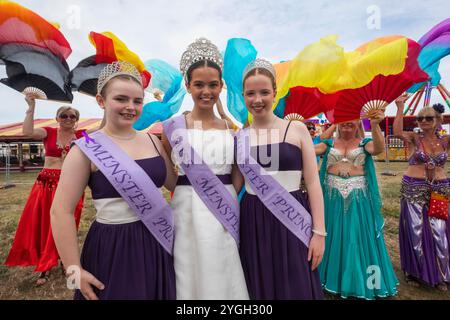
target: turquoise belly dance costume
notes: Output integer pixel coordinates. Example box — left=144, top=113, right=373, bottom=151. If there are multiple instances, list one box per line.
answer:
left=318, top=138, right=398, bottom=299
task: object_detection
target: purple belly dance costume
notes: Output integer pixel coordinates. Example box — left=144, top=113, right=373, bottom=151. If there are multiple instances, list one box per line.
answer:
left=399, top=136, right=450, bottom=286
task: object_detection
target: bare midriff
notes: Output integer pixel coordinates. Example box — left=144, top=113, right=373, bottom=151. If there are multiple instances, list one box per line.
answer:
left=405, top=164, right=447, bottom=180
left=43, top=156, right=65, bottom=169
left=327, top=162, right=365, bottom=177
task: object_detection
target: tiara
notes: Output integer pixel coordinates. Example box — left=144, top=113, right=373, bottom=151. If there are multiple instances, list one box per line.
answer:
left=97, top=61, right=143, bottom=94
left=179, top=37, right=223, bottom=77
left=243, top=58, right=276, bottom=80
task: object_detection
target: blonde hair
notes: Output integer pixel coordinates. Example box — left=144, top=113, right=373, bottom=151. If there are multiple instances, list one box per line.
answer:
left=56, top=106, right=80, bottom=121
left=418, top=107, right=443, bottom=123
left=336, top=120, right=365, bottom=139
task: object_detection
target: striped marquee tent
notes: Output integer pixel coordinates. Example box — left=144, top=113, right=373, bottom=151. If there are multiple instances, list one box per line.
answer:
left=0, top=119, right=163, bottom=142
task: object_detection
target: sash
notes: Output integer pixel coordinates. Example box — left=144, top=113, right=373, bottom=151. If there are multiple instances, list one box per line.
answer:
left=162, top=115, right=240, bottom=245
left=75, top=131, right=174, bottom=255
left=235, top=128, right=312, bottom=248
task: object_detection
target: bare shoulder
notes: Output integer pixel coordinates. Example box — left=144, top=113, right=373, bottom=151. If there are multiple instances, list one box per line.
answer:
left=286, top=120, right=308, bottom=136
left=64, top=144, right=90, bottom=167
left=288, top=120, right=307, bottom=130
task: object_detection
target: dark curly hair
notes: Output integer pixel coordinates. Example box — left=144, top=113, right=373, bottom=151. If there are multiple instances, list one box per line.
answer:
left=432, top=103, right=445, bottom=114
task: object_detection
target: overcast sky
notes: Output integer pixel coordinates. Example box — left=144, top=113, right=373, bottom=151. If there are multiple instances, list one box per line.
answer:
left=1, top=0, right=449, bottom=125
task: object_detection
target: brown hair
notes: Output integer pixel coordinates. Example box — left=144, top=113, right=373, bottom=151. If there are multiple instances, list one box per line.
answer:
left=186, top=60, right=222, bottom=85
left=99, top=74, right=143, bottom=98
left=243, top=68, right=277, bottom=92
left=56, top=106, right=80, bottom=121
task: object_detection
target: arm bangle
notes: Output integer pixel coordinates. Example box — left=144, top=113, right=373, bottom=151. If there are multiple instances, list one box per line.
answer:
left=312, top=229, right=327, bottom=237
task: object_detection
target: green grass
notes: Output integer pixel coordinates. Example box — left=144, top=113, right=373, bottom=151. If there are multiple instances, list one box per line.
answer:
left=1, top=166, right=450, bottom=300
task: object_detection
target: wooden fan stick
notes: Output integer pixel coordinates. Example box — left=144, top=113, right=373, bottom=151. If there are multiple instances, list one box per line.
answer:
left=437, top=84, right=450, bottom=108
left=410, top=89, right=425, bottom=115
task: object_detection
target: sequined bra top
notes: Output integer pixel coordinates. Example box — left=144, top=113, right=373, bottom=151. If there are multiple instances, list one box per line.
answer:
left=408, top=137, right=447, bottom=167
left=43, top=127, right=85, bottom=158
left=327, top=147, right=366, bottom=169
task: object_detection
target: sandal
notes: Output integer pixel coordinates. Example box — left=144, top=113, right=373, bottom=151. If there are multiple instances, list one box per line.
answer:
left=36, top=271, right=50, bottom=286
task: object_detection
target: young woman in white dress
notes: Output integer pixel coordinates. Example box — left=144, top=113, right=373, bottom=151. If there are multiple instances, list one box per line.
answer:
left=162, top=38, right=249, bottom=300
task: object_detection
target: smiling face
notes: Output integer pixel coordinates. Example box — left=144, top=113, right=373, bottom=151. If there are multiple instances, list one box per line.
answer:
left=417, top=108, right=438, bottom=132
left=186, top=65, right=223, bottom=111
left=96, top=76, right=144, bottom=129
left=243, top=71, right=276, bottom=121
left=56, top=107, right=79, bottom=130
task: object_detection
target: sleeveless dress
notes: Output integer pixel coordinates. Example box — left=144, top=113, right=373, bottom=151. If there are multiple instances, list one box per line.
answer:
left=239, top=122, right=324, bottom=300
left=171, top=126, right=249, bottom=300
left=399, top=136, right=450, bottom=286
left=318, top=138, right=398, bottom=299
left=74, top=135, right=176, bottom=300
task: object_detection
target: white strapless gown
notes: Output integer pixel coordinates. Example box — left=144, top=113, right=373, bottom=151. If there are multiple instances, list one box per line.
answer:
left=171, top=129, right=249, bottom=300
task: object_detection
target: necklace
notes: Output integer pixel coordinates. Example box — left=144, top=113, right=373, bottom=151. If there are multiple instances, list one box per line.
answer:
left=104, top=128, right=137, bottom=140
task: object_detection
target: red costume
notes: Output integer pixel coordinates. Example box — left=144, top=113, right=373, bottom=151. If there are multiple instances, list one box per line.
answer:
left=5, top=127, right=85, bottom=272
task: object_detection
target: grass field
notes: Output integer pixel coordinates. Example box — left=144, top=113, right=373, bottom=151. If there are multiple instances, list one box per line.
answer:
left=0, top=162, right=449, bottom=300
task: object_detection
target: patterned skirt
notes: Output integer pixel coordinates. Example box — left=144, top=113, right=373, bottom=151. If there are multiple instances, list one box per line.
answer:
left=399, top=175, right=450, bottom=286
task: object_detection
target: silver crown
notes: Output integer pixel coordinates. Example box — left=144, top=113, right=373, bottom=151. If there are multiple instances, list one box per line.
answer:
left=243, top=58, right=276, bottom=80
left=97, top=61, right=142, bottom=94
left=179, top=37, right=223, bottom=77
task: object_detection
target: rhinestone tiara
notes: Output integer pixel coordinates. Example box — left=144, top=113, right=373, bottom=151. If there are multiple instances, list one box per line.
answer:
left=179, top=37, right=223, bottom=78
left=97, top=61, right=143, bottom=94
left=243, top=58, right=276, bottom=80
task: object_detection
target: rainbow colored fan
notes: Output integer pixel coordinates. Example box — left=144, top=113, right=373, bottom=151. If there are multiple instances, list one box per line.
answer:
left=69, top=31, right=151, bottom=96
left=0, top=1, right=73, bottom=102
left=324, top=36, right=429, bottom=123
left=274, top=35, right=428, bottom=124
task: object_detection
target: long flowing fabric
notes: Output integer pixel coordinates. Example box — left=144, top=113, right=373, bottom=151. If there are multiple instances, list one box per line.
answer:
left=0, top=1, right=73, bottom=101
left=273, top=36, right=427, bottom=123
left=223, top=38, right=257, bottom=126
left=133, top=59, right=186, bottom=130
left=407, top=19, right=450, bottom=94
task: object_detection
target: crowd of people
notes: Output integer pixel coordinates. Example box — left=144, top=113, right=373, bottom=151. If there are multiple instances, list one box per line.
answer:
left=4, top=38, right=449, bottom=300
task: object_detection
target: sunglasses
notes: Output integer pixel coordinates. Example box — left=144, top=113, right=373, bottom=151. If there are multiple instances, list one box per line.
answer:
left=59, top=114, right=77, bottom=120
left=307, top=127, right=316, bottom=131
left=416, top=116, right=435, bottom=122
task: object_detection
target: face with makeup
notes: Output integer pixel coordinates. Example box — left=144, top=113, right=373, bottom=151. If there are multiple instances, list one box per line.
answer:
left=96, top=76, right=144, bottom=129
left=416, top=107, right=439, bottom=132
left=243, top=69, right=277, bottom=121
left=186, top=60, right=223, bottom=111
left=56, top=107, right=79, bottom=130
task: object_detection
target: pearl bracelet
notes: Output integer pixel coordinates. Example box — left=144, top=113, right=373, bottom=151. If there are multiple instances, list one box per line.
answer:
left=312, top=229, right=327, bottom=237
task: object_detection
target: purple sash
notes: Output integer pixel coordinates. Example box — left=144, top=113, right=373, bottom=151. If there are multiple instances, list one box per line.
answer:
left=235, top=128, right=312, bottom=248
left=162, top=115, right=240, bottom=245
left=75, top=131, right=174, bottom=255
